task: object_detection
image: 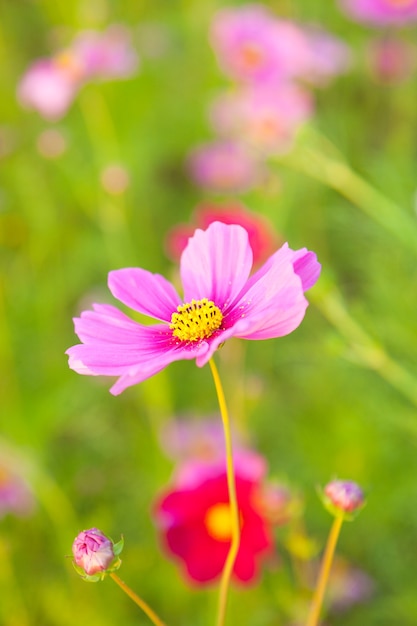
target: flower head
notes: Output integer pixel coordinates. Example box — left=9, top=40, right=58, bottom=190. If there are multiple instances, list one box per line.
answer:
left=339, top=0, right=417, bottom=26
left=322, top=480, right=365, bottom=519
left=209, top=84, right=313, bottom=155
left=66, top=222, right=320, bottom=394
left=210, top=6, right=309, bottom=84
left=187, top=140, right=262, bottom=193
left=71, top=25, right=139, bottom=80
left=164, top=201, right=281, bottom=267
left=17, top=59, right=79, bottom=121
left=154, top=452, right=274, bottom=584
left=72, top=528, right=123, bottom=580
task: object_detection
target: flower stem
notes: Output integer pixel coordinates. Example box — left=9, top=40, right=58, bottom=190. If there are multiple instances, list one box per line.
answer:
left=209, top=358, right=241, bottom=626
left=279, top=127, right=417, bottom=256
left=110, top=573, right=167, bottom=626
left=305, top=513, right=344, bottom=626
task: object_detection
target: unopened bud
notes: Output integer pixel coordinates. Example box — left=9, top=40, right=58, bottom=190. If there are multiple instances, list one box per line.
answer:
left=322, top=480, right=365, bottom=520
left=72, top=527, right=123, bottom=581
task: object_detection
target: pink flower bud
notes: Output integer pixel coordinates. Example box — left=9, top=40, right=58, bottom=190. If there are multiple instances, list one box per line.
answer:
left=323, top=480, right=365, bottom=516
left=72, top=528, right=121, bottom=578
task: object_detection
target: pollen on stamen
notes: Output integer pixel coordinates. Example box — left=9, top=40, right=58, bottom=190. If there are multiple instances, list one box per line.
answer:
left=170, top=298, right=223, bottom=342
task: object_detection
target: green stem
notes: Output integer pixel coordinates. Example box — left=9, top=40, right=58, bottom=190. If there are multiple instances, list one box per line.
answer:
left=311, top=278, right=417, bottom=410
left=306, top=513, right=344, bottom=626
left=279, top=127, right=417, bottom=256
left=209, top=358, right=240, bottom=626
left=110, top=573, right=167, bottom=626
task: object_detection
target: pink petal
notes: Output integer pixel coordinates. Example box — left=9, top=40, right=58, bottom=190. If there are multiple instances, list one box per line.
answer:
left=225, top=244, right=310, bottom=340
left=292, top=248, right=321, bottom=291
left=108, top=268, right=181, bottom=322
left=66, top=317, right=210, bottom=395
left=180, top=221, right=253, bottom=308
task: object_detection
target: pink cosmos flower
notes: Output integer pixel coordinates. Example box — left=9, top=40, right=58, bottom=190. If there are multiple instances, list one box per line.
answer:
left=339, top=0, right=417, bottom=25
left=210, top=6, right=310, bottom=84
left=187, top=140, right=262, bottom=193
left=154, top=453, right=273, bottom=584
left=164, top=201, right=281, bottom=267
left=301, top=27, right=352, bottom=87
left=72, top=528, right=118, bottom=577
left=209, top=84, right=313, bottom=155
left=17, top=59, right=79, bottom=121
left=66, top=221, right=320, bottom=395
left=71, top=25, right=138, bottom=80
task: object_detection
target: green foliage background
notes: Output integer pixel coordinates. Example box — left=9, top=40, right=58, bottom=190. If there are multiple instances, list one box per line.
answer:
left=1, top=0, right=417, bottom=624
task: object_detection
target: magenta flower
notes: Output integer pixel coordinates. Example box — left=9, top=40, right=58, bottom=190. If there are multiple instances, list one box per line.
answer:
left=210, top=6, right=309, bottom=84
left=187, top=140, right=262, bottom=193
left=366, top=35, right=417, bottom=83
left=154, top=455, right=273, bottom=584
left=66, top=222, right=320, bottom=395
left=209, top=84, right=313, bottom=155
left=17, top=59, right=79, bottom=121
left=164, top=200, right=281, bottom=267
left=339, top=0, right=417, bottom=25
left=72, top=528, right=122, bottom=578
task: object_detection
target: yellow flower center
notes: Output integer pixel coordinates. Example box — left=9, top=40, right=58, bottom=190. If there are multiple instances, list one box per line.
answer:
left=170, top=298, right=223, bottom=342
left=204, top=503, right=234, bottom=541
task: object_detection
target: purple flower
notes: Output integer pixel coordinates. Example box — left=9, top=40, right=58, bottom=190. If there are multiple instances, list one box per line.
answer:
left=339, top=0, right=417, bottom=26
left=66, top=222, right=320, bottom=395
left=72, top=528, right=121, bottom=578
left=0, top=465, right=34, bottom=519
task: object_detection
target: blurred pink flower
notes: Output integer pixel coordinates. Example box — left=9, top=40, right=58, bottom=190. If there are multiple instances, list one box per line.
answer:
left=66, top=221, right=320, bottom=394
left=154, top=452, right=274, bottom=584
left=210, top=6, right=310, bottom=84
left=209, top=84, right=313, bottom=154
left=367, top=35, right=417, bottom=82
left=301, top=27, right=352, bottom=86
left=17, top=59, right=79, bottom=120
left=17, top=25, right=138, bottom=120
left=164, top=201, right=281, bottom=267
left=339, top=0, right=417, bottom=25
left=0, top=464, right=34, bottom=519
left=71, top=25, right=139, bottom=80
left=187, top=140, right=262, bottom=192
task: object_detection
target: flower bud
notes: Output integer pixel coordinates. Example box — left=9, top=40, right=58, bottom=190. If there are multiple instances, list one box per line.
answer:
left=322, top=480, right=365, bottom=520
left=72, top=528, right=123, bottom=581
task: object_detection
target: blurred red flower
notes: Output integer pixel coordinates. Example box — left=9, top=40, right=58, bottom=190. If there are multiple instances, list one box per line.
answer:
left=165, top=201, right=281, bottom=267
left=154, top=460, right=274, bottom=585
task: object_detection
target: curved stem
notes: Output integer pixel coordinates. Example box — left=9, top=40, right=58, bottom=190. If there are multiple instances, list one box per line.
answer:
left=110, top=573, right=167, bottom=626
left=305, top=513, right=344, bottom=626
left=209, top=358, right=241, bottom=626
left=278, top=127, right=417, bottom=256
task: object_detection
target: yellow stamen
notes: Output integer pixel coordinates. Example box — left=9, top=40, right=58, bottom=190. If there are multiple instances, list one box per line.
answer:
left=205, top=503, right=234, bottom=541
left=240, top=43, right=264, bottom=70
left=170, top=298, right=223, bottom=342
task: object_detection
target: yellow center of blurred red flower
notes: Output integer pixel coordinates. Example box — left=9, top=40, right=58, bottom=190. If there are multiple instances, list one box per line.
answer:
left=204, top=503, right=234, bottom=541
left=170, top=298, right=223, bottom=342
